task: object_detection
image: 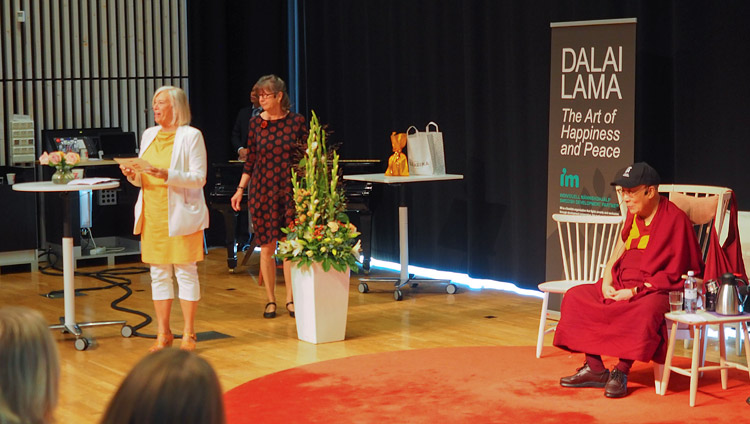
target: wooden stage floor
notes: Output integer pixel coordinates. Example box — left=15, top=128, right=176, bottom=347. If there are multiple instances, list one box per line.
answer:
left=0, top=248, right=742, bottom=423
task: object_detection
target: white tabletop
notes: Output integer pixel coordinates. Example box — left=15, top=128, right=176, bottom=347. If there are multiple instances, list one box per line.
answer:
left=343, top=173, right=463, bottom=184
left=12, top=180, right=120, bottom=193
left=665, top=310, right=750, bottom=324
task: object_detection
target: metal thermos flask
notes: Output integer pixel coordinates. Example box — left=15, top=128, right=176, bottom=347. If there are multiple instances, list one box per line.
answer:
left=715, top=273, right=748, bottom=316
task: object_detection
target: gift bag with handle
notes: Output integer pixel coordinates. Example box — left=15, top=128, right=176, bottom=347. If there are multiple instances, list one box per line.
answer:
left=406, top=122, right=446, bottom=175
left=425, top=122, right=446, bottom=175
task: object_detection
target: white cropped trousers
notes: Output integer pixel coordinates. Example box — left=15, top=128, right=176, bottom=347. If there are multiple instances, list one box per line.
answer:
left=149, top=263, right=201, bottom=301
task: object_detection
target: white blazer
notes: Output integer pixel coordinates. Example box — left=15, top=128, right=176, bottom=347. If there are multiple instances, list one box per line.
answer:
left=128, top=125, right=210, bottom=237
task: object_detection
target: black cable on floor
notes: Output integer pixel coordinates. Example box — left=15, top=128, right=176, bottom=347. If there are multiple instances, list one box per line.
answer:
left=38, top=248, right=157, bottom=339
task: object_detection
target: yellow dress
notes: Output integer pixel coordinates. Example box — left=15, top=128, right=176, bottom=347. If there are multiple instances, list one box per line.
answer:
left=140, top=130, right=204, bottom=264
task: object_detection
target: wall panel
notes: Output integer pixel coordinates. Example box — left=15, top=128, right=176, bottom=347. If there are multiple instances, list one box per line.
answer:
left=0, top=0, right=188, bottom=166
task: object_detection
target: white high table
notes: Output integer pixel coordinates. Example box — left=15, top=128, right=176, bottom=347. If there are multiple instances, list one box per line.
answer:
left=343, top=173, right=463, bottom=300
left=13, top=181, right=132, bottom=350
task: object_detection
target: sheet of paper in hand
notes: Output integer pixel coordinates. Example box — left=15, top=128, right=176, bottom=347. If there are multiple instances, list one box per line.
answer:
left=114, top=157, right=152, bottom=173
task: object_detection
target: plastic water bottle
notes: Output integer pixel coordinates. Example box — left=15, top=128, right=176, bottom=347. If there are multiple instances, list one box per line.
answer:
left=684, top=270, right=698, bottom=313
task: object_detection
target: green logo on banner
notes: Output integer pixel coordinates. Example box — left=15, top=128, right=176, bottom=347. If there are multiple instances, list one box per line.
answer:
left=560, top=168, right=579, bottom=188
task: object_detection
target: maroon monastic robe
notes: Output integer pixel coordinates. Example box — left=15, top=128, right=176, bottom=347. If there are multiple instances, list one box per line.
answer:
left=704, top=192, right=747, bottom=282
left=553, top=196, right=704, bottom=363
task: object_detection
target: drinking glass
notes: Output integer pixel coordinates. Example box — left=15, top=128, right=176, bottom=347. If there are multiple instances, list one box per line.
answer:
left=668, top=291, right=683, bottom=312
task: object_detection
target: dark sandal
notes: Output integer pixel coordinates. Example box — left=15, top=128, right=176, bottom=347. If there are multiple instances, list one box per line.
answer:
left=263, top=302, right=276, bottom=319
left=286, top=301, right=295, bottom=318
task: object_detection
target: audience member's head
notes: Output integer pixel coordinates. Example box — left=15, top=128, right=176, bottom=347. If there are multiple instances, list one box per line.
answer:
left=100, top=348, right=225, bottom=424
left=0, top=306, right=60, bottom=424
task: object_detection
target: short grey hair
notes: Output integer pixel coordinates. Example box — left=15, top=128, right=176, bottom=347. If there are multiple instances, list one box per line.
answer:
left=153, top=85, right=192, bottom=126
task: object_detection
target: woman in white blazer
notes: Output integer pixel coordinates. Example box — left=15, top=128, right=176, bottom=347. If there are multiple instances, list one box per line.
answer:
left=120, top=86, right=209, bottom=352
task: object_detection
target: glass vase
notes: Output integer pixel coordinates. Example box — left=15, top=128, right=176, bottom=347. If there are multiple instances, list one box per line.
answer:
left=51, top=168, right=75, bottom=184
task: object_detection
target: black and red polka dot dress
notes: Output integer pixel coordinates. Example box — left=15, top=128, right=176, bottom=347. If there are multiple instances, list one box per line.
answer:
left=242, top=112, right=307, bottom=245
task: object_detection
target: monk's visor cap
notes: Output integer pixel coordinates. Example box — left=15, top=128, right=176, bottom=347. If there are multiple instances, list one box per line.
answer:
left=611, top=162, right=660, bottom=188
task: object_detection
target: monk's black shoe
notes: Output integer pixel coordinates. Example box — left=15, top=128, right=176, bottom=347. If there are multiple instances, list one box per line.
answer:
left=604, top=368, right=628, bottom=398
left=560, top=363, right=610, bottom=388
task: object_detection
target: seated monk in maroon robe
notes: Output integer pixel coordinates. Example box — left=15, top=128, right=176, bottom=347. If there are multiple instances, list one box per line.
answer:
left=553, top=162, right=703, bottom=398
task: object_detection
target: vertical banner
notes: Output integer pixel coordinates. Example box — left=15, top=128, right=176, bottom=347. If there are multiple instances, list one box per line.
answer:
left=546, top=19, right=636, bottom=284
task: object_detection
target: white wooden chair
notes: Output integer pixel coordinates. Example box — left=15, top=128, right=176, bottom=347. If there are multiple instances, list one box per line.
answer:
left=647, top=185, right=733, bottom=394
left=656, top=185, right=740, bottom=350
left=536, top=213, right=624, bottom=358
left=656, top=185, right=732, bottom=264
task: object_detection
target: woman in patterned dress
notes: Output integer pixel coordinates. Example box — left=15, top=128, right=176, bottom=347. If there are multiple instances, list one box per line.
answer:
left=231, top=75, right=307, bottom=319
left=120, top=86, right=209, bottom=351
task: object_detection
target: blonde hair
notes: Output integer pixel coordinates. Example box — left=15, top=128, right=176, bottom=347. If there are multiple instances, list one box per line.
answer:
left=0, top=306, right=60, bottom=424
left=153, top=86, right=192, bottom=126
left=100, top=349, right=225, bottom=424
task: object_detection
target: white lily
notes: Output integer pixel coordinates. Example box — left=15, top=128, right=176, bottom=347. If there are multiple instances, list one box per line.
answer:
left=290, top=239, right=304, bottom=256
left=351, top=239, right=362, bottom=256
left=277, top=241, right=291, bottom=254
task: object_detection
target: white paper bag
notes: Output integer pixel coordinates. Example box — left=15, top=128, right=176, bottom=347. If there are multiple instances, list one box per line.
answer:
left=406, top=122, right=446, bottom=175
left=425, top=122, right=446, bottom=175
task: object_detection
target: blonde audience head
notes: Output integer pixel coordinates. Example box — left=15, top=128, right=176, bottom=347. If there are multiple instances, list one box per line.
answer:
left=100, top=348, right=225, bottom=424
left=0, top=306, right=60, bottom=424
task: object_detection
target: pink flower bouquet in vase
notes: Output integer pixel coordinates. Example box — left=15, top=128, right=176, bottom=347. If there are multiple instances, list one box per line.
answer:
left=39, top=151, right=80, bottom=184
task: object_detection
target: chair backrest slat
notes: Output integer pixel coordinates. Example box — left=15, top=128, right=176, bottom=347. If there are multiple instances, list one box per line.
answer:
left=553, top=214, right=624, bottom=283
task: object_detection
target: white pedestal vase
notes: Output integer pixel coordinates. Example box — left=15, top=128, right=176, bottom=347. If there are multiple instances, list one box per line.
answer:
left=291, top=262, right=350, bottom=344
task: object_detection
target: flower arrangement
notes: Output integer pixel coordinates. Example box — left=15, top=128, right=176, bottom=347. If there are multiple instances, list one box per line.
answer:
left=39, top=151, right=80, bottom=184
left=39, top=151, right=80, bottom=171
left=276, top=111, right=362, bottom=272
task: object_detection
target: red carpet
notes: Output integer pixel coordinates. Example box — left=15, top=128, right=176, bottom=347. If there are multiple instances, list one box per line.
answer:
left=224, top=346, right=749, bottom=423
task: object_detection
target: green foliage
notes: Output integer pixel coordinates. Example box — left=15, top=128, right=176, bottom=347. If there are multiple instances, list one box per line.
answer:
left=275, top=111, right=361, bottom=272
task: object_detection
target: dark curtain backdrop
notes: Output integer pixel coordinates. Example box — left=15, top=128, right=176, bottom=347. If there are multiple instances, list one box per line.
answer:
left=188, top=1, right=750, bottom=289
left=187, top=0, right=288, bottom=166
left=187, top=1, right=288, bottom=246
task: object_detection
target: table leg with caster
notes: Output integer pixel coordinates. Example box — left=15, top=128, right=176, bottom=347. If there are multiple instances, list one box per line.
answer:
left=62, top=236, right=77, bottom=333
left=348, top=178, right=463, bottom=300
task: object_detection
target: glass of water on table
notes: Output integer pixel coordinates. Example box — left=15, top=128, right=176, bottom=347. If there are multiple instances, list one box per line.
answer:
left=668, top=291, right=683, bottom=312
